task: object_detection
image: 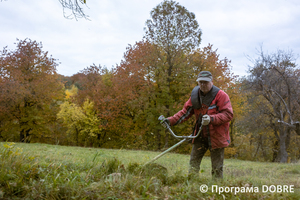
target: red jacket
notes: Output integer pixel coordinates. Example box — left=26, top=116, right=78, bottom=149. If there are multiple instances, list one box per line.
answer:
left=167, top=86, right=233, bottom=149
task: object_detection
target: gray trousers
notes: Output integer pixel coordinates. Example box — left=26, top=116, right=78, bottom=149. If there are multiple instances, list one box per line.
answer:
left=189, top=136, right=224, bottom=179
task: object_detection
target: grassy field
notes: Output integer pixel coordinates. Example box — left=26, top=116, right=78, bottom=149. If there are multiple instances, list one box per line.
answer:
left=0, top=142, right=299, bottom=199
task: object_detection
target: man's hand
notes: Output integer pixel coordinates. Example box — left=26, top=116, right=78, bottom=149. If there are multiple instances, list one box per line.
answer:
left=202, top=114, right=210, bottom=126
left=161, top=118, right=170, bottom=129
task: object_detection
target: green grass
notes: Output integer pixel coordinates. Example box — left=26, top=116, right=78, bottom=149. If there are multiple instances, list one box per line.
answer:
left=0, top=142, right=299, bottom=199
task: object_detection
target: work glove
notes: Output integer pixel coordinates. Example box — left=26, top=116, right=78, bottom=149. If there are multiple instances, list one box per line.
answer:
left=161, top=118, right=170, bottom=129
left=202, top=114, right=210, bottom=126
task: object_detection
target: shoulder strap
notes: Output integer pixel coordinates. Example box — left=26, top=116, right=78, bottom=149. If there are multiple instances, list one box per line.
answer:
left=191, top=86, right=201, bottom=109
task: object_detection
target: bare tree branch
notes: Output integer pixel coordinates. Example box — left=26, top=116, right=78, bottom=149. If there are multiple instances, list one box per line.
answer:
left=58, top=0, right=90, bottom=20
left=271, top=89, right=293, bottom=123
left=1, top=0, right=90, bottom=20
left=277, top=120, right=296, bottom=128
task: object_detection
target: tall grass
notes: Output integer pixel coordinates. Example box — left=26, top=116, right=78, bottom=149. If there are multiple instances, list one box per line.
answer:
left=0, top=142, right=299, bottom=199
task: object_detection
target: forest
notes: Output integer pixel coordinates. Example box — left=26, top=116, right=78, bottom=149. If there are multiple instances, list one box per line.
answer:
left=1, top=0, right=300, bottom=164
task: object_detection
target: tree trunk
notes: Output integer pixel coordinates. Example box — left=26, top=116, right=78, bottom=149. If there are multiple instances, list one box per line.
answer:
left=285, top=128, right=291, bottom=150
left=296, top=123, right=300, bottom=136
left=275, top=128, right=288, bottom=163
left=278, top=140, right=288, bottom=163
left=259, top=135, right=267, bottom=160
left=272, top=140, right=279, bottom=162
left=20, top=128, right=31, bottom=143
left=253, top=141, right=261, bottom=159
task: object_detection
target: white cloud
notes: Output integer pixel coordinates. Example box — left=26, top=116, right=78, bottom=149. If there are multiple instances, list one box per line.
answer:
left=0, top=0, right=299, bottom=77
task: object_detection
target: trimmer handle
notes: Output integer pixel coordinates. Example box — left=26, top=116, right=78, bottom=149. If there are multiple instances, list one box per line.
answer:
left=158, top=115, right=170, bottom=128
left=158, top=114, right=202, bottom=140
left=158, top=115, right=166, bottom=123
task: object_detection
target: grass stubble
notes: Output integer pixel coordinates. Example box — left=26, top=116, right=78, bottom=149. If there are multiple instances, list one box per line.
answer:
left=0, top=142, right=299, bottom=199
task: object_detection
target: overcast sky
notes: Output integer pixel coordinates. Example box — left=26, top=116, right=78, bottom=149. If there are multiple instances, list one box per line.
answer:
left=1, top=0, right=300, bottom=78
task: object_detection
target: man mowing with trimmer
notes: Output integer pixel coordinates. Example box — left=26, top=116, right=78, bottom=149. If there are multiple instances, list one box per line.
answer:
left=161, top=71, right=233, bottom=179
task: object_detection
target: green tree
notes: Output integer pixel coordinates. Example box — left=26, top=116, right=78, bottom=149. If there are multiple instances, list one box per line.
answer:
left=144, top=0, right=202, bottom=102
left=57, top=98, right=103, bottom=146
left=144, top=0, right=202, bottom=148
left=57, top=101, right=85, bottom=145
left=145, top=0, right=202, bottom=53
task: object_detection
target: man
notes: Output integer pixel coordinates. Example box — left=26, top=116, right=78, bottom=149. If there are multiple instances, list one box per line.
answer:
left=162, top=71, right=233, bottom=179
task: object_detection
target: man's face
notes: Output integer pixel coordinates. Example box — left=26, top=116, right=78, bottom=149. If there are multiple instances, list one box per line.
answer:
left=198, top=81, right=213, bottom=95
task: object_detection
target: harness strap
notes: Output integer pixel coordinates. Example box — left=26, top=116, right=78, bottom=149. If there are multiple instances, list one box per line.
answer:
left=191, top=86, right=201, bottom=109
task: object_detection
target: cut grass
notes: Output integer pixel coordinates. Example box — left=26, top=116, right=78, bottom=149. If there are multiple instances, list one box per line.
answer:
left=0, top=142, right=299, bottom=199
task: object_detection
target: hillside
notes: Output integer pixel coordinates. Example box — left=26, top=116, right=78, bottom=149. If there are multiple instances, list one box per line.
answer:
left=1, top=142, right=299, bottom=199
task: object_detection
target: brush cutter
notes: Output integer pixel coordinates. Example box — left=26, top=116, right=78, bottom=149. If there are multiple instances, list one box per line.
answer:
left=143, top=115, right=202, bottom=166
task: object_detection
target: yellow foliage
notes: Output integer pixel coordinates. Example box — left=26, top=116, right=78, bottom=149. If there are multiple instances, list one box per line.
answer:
left=65, top=85, right=78, bottom=99
left=2, top=142, right=15, bottom=149
left=57, top=98, right=103, bottom=146
left=224, top=147, right=237, bottom=158
left=2, top=142, right=23, bottom=157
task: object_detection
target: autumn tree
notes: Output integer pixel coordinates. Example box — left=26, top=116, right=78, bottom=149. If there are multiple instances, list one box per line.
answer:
left=56, top=66, right=111, bottom=147
left=73, top=42, right=160, bottom=149
left=114, top=41, right=164, bottom=149
left=243, top=49, right=300, bottom=163
left=69, top=65, right=123, bottom=148
left=0, top=38, right=64, bottom=142
left=74, top=64, right=108, bottom=105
